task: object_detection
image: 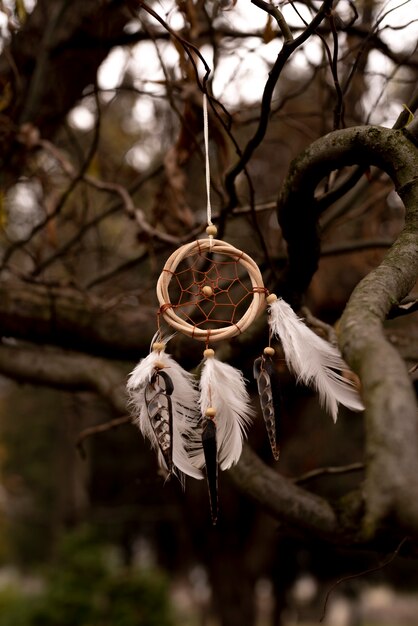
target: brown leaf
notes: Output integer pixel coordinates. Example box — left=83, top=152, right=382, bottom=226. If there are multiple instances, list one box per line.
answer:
left=263, top=14, right=276, bottom=44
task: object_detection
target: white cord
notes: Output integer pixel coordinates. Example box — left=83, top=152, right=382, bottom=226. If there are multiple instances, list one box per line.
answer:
left=203, top=93, right=213, bottom=227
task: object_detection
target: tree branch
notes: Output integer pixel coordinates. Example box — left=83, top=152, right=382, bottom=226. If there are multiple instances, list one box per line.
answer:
left=229, top=446, right=338, bottom=538
left=278, top=125, right=418, bottom=537
left=222, top=0, right=334, bottom=213
left=339, top=218, right=418, bottom=536
left=0, top=0, right=139, bottom=178
left=0, top=281, right=154, bottom=358
left=0, top=339, right=362, bottom=544
left=76, top=415, right=131, bottom=457
left=0, top=342, right=128, bottom=414
left=278, top=126, right=418, bottom=300
left=1, top=336, right=416, bottom=548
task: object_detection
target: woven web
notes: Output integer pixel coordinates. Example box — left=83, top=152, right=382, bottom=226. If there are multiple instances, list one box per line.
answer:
left=164, top=250, right=255, bottom=332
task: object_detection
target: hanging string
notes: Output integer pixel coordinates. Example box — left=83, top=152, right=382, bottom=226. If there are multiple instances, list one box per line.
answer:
left=203, top=93, right=213, bottom=228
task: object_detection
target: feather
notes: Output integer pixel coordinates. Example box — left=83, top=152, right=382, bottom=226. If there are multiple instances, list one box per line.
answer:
left=253, top=355, right=281, bottom=460
left=199, top=356, right=253, bottom=470
left=144, top=369, right=174, bottom=472
left=127, top=350, right=204, bottom=480
left=268, top=297, right=364, bottom=422
left=202, top=418, right=218, bottom=524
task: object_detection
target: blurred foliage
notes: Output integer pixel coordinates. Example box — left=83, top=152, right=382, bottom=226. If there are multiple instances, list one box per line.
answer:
left=0, top=527, right=174, bottom=626
left=0, top=386, right=65, bottom=565
left=0, top=587, right=39, bottom=626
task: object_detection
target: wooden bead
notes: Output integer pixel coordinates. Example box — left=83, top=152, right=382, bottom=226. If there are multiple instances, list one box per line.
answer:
left=206, top=224, right=218, bottom=237
left=264, top=346, right=275, bottom=356
left=205, top=407, right=217, bottom=417
left=202, top=285, right=213, bottom=297
left=154, top=361, right=166, bottom=369
left=266, top=293, right=278, bottom=304
left=203, top=348, right=215, bottom=359
left=152, top=342, right=165, bottom=352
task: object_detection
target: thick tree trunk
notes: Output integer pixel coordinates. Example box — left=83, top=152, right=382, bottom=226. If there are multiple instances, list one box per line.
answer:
left=0, top=0, right=138, bottom=182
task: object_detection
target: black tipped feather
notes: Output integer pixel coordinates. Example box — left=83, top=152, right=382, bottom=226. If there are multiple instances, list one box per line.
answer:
left=202, top=418, right=218, bottom=524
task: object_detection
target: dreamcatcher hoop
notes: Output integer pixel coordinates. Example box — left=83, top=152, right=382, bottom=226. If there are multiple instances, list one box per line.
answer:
left=156, top=237, right=266, bottom=342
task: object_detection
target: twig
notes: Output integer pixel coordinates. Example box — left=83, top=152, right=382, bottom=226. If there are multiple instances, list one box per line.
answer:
left=1, top=93, right=101, bottom=274
left=320, top=536, right=409, bottom=622
left=394, top=84, right=418, bottom=129
left=76, top=415, right=131, bottom=458
left=327, top=10, right=345, bottom=129
left=18, top=133, right=182, bottom=277
left=317, top=167, right=366, bottom=218
left=388, top=297, right=418, bottom=319
left=26, top=164, right=164, bottom=278
left=342, top=0, right=414, bottom=100
left=366, top=40, right=418, bottom=125
left=135, top=0, right=262, bottom=251
left=294, top=462, right=364, bottom=485
left=321, top=238, right=394, bottom=256
left=1, top=142, right=89, bottom=273
left=138, top=1, right=211, bottom=87
left=251, top=0, right=293, bottom=43
left=300, top=306, right=338, bottom=343
left=320, top=172, right=391, bottom=232
left=223, top=0, right=334, bottom=212
left=19, top=0, right=72, bottom=124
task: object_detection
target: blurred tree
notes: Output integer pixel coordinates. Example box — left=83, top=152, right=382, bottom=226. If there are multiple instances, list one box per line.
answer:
left=0, top=0, right=418, bottom=624
left=0, top=527, right=174, bottom=626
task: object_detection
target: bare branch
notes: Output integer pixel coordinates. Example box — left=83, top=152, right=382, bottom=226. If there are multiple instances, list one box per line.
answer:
left=76, top=415, right=131, bottom=457
left=228, top=445, right=338, bottom=538
left=278, top=126, right=418, bottom=298
left=321, top=238, right=394, bottom=256
left=320, top=537, right=410, bottom=622
left=294, top=462, right=364, bottom=485
left=0, top=342, right=128, bottom=414
left=0, top=0, right=139, bottom=154
left=222, top=0, right=334, bottom=213
left=137, top=0, right=211, bottom=88
left=250, top=0, right=293, bottom=43
left=14, top=163, right=164, bottom=280
left=30, top=134, right=182, bottom=264
left=0, top=280, right=154, bottom=358
left=278, top=125, right=418, bottom=537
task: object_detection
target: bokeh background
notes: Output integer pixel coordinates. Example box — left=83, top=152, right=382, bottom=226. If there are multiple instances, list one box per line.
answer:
left=0, top=1, right=418, bottom=624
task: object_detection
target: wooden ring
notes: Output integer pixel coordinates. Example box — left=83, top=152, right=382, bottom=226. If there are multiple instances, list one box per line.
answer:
left=156, top=238, right=266, bottom=342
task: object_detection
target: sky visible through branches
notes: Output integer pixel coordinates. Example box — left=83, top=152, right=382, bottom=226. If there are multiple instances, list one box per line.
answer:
left=71, top=0, right=418, bottom=169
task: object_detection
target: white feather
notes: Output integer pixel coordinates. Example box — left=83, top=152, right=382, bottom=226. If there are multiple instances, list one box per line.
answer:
left=199, top=357, right=253, bottom=470
left=127, top=350, right=204, bottom=479
left=268, top=298, right=364, bottom=422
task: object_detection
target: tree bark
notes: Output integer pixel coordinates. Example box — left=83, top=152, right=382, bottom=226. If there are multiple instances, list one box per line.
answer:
left=0, top=281, right=154, bottom=358
left=278, top=125, right=418, bottom=537
left=0, top=0, right=138, bottom=181
left=0, top=342, right=128, bottom=414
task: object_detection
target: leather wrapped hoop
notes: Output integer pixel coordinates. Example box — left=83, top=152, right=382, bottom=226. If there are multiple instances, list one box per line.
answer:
left=156, top=238, right=266, bottom=342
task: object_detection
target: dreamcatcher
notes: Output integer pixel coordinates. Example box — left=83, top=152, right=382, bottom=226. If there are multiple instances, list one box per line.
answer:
left=127, top=96, right=364, bottom=523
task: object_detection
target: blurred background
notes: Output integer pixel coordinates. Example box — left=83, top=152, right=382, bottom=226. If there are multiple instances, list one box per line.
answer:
left=0, top=0, right=418, bottom=624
